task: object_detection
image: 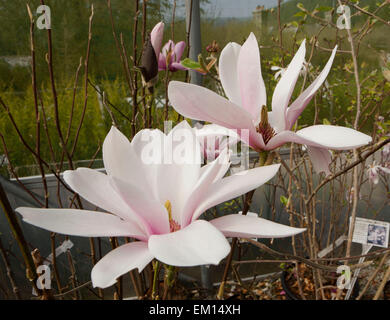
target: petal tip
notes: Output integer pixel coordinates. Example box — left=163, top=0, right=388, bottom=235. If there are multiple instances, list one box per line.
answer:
left=15, top=206, right=27, bottom=215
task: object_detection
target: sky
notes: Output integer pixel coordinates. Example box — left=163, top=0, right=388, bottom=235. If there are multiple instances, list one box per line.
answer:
left=202, top=0, right=280, bottom=18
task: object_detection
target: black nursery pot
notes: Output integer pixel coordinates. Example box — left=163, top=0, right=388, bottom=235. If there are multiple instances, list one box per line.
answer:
left=280, top=271, right=360, bottom=300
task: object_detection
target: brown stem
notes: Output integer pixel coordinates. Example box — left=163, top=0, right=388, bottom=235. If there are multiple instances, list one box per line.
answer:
left=373, top=263, right=390, bottom=300
left=357, top=252, right=389, bottom=300
left=132, top=0, right=140, bottom=136
left=71, top=5, right=94, bottom=158
left=217, top=151, right=273, bottom=299
left=0, top=182, right=40, bottom=294
left=0, top=237, right=21, bottom=299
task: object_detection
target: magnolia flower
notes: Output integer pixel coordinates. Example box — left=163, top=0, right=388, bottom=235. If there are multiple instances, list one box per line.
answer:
left=158, top=40, right=187, bottom=72
left=367, top=162, right=390, bottom=185
left=194, top=123, right=238, bottom=162
left=151, top=21, right=187, bottom=72
left=16, top=122, right=305, bottom=289
left=168, top=33, right=372, bottom=175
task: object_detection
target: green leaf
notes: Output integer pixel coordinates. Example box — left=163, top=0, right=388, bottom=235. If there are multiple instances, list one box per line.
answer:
left=322, top=118, right=331, bottom=125
left=291, top=21, right=299, bottom=28
left=297, top=2, right=305, bottom=10
left=280, top=195, right=288, bottom=206
left=294, top=11, right=306, bottom=17
left=181, top=58, right=201, bottom=70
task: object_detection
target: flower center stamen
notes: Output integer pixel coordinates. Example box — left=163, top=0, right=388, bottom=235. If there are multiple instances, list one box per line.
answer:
left=256, top=105, right=276, bottom=144
left=164, top=200, right=181, bottom=233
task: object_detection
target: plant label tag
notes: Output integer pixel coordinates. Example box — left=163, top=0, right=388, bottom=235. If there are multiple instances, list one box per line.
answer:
left=350, top=217, right=389, bottom=248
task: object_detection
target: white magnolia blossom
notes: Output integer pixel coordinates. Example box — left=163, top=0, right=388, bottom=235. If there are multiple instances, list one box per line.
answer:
left=16, top=121, right=305, bottom=289
left=367, top=161, right=390, bottom=185
left=168, top=33, right=372, bottom=176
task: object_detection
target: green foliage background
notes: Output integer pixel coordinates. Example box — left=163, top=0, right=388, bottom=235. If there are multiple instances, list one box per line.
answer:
left=0, top=0, right=389, bottom=176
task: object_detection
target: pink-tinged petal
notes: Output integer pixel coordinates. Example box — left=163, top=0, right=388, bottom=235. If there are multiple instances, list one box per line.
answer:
left=109, top=177, right=169, bottom=235
left=132, top=128, right=165, bottom=157
left=219, top=42, right=242, bottom=106
left=286, top=46, right=337, bottom=130
left=195, top=124, right=238, bottom=160
left=192, top=164, right=280, bottom=221
left=237, top=33, right=266, bottom=122
left=158, top=54, right=167, bottom=71
left=199, top=149, right=231, bottom=183
left=271, top=39, right=306, bottom=132
left=131, top=128, right=165, bottom=199
left=368, top=166, right=379, bottom=184
left=181, top=149, right=231, bottom=227
left=265, top=125, right=372, bottom=151
left=210, top=214, right=306, bottom=238
left=296, top=125, right=372, bottom=150
left=267, top=111, right=281, bottom=133
left=219, top=134, right=239, bottom=151
left=148, top=220, right=230, bottom=266
left=307, top=146, right=332, bottom=175
left=91, top=242, right=153, bottom=288
left=162, top=40, right=174, bottom=57
left=174, top=41, right=186, bottom=61
left=265, top=131, right=322, bottom=150
left=170, top=62, right=188, bottom=71
left=156, top=121, right=201, bottom=225
left=63, top=168, right=140, bottom=223
left=150, top=22, right=164, bottom=58
left=103, top=126, right=149, bottom=193
left=378, top=166, right=390, bottom=174
left=168, top=81, right=264, bottom=150
left=195, top=124, right=239, bottom=140
left=16, top=207, right=147, bottom=240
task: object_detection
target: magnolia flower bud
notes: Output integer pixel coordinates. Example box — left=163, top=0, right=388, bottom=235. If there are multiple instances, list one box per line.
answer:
left=137, top=34, right=159, bottom=92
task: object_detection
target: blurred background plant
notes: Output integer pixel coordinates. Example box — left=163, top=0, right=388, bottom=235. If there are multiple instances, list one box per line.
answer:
left=1, top=0, right=388, bottom=174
